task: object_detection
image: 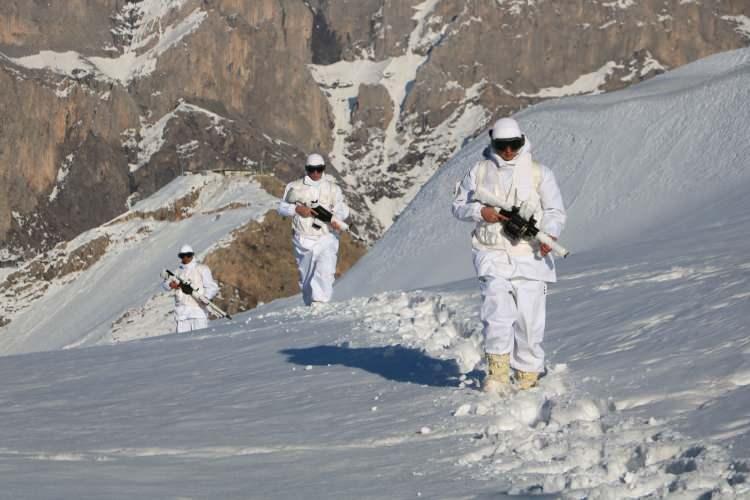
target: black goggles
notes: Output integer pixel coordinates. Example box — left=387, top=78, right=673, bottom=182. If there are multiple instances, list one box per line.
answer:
left=305, top=165, right=325, bottom=173
left=178, top=252, right=194, bottom=259
left=492, top=137, right=525, bottom=152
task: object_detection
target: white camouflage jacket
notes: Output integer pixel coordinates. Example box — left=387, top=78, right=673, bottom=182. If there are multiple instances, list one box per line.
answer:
left=278, top=174, right=349, bottom=238
left=452, top=144, right=566, bottom=282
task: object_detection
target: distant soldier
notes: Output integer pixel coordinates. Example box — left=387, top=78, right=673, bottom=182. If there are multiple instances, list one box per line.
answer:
left=162, top=244, right=219, bottom=332
left=452, top=118, right=567, bottom=393
left=278, top=154, right=350, bottom=306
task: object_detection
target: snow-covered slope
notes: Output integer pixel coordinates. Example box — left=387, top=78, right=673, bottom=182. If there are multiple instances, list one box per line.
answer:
left=0, top=273, right=748, bottom=498
left=1, top=49, right=749, bottom=498
left=334, top=47, right=750, bottom=298
left=0, top=172, right=277, bottom=354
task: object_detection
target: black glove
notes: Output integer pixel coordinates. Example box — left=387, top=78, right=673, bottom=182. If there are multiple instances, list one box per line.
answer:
left=180, top=282, right=194, bottom=295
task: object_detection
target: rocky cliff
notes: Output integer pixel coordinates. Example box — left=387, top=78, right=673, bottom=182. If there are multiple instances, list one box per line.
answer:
left=0, top=0, right=747, bottom=291
left=0, top=0, right=338, bottom=262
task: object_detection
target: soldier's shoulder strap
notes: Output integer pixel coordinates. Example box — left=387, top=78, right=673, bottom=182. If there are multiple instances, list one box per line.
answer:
left=531, top=161, right=542, bottom=192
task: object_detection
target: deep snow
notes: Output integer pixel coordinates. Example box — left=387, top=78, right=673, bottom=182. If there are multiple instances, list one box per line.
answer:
left=1, top=48, right=749, bottom=498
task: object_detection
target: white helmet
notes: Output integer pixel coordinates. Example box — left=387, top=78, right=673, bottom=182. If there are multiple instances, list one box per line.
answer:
left=305, top=153, right=326, bottom=168
left=179, top=244, right=194, bottom=255
left=490, top=118, right=523, bottom=140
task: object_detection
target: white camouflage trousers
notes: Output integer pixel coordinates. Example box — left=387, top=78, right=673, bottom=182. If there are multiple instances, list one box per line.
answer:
left=474, top=252, right=548, bottom=373
left=293, top=233, right=339, bottom=306
left=176, top=317, right=208, bottom=333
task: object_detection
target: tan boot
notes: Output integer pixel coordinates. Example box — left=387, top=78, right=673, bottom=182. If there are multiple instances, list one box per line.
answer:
left=515, top=370, right=540, bottom=390
left=483, top=353, right=510, bottom=394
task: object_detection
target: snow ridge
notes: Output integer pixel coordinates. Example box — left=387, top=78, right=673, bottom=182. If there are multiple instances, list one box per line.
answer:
left=0, top=172, right=277, bottom=354
left=125, top=101, right=231, bottom=173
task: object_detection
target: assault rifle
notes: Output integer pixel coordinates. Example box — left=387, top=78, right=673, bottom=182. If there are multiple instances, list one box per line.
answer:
left=161, top=269, right=232, bottom=320
left=286, top=189, right=349, bottom=232
left=474, top=187, right=570, bottom=258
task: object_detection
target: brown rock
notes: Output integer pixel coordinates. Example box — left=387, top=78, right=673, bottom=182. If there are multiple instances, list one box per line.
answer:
left=352, top=83, right=393, bottom=130
left=0, top=0, right=119, bottom=56
left=134, top=1, right=333, bottom=154
left=307, top=0, right=424, bottom=60
left=0, top=62, right=139, bottom=256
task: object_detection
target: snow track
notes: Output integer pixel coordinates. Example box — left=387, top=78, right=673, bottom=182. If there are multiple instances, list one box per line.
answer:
left=247, top=279, right=748, bottom=497
left=459, top=378, right=747, bottom=499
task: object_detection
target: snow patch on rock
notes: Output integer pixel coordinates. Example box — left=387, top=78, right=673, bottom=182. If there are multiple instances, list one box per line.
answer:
left=523, top=61, right=620, bottom=98
left=8, top=4, right=206, bottom=85
left=309, top=0, right=462, bottom=232
left=127, top=101, right=231, bottom=173
left=48, top=154, right=75, bottom=202
left=722, top=15, right=750, bottom=39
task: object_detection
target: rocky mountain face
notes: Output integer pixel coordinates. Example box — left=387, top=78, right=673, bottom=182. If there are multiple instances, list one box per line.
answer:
left=0, top=0, right=748, bottom=279
left=0, top=0, right=337, bottom=264
left=308, top=0, right=749, bottom=229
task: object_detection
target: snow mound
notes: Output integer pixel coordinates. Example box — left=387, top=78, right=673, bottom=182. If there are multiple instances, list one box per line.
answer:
left=334, top=47, right=750, bottom=299
left=463, top=390, right=746, bottom=499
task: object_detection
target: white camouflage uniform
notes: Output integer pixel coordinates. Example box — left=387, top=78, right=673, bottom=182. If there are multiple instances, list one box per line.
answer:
left=278, top=173, right=350, bottom=305
left=452, top=141, right=566, bottom=373
left=162, top=260, right=219, bottom=333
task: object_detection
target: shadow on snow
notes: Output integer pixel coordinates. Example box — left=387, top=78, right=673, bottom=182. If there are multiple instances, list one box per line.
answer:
left=280, top=344, right=479, bottom=388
